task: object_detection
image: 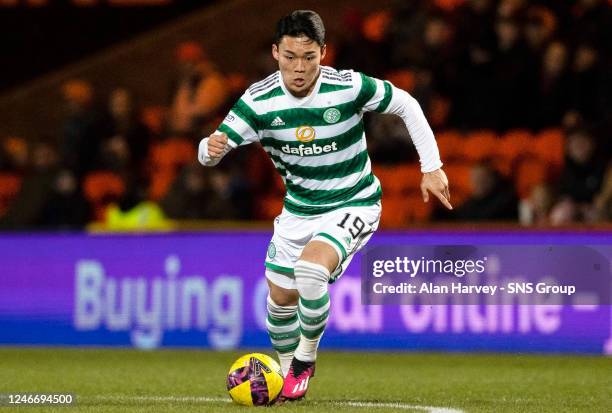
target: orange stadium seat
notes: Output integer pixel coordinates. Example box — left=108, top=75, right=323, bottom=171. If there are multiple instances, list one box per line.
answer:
left=0, top=173, right=22, bottom=217
left=435, top=130, right=463, bottom=162
left=441, top=162, right=472, bottom=196
left=448, top=188, right=471, bottom=207
left=149, top=138, right=196, bottom=199
left=380, top=194, right=432, bottom=228
left=395, top=164, right=424, bottom=193
left=256, top=195, right=284, bottom=220
left=490, top=158, right=513, bottom=177
left=500, top=129, right=533, bottom=165
left=534, top=128, right=565, bottom=170
left=514, top=159, right=549, bottom=199
left=385, top=69, right=415, bottom=93
left=380, top=195, right=410, bottom=228
left=403, top=194, right=433, bottom=222
left=83, top=171, right=126, bottom=221
left=272, top=173, right=286, bottom=195
left=373, top=163, right=422, bottom=196
left=149, top=170, right=176, bottom=201
left=460, top=131, right=512, bottom=177
left=150, top=138, right=196, bottom=171
left=371, top=165, right=393, bottom=191
left=463, top=130, right=499, bottom=162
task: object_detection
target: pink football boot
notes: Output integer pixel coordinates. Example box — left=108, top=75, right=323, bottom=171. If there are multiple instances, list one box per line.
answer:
left=280, top=358, right=316, bottom=401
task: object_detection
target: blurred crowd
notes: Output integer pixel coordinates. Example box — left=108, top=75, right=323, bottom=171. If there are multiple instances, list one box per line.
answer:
left=0, top=0, right=610, bottom=230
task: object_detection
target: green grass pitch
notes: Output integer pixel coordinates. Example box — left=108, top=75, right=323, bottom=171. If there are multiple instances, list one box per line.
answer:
left=0, top=348, right=610, bottom=412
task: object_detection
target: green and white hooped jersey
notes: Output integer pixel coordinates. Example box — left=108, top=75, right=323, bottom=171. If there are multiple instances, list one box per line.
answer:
left=217, top=66, right=395, bottom=216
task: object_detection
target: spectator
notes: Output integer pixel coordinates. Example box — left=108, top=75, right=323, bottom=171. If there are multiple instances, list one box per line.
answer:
left=162, top=163, right=238, bottom=220
left=547, top=128, right=608, bottom=224
left=567, top=43, right=607, bottom=123
left=0, top=137, right=28, bottom=173
left=98, top=134, right=131, bottom=175
left=334, top=9, right=386, bottom=76
left=0, top=142, right=59, bottom=229
left=38, top=169, right=90, bottom=230
left=168, top=41, right=229, bottom=138
left=366, top=114, right=415, bottom=164
left=570, top=0, right=612, bottom=54
left=490, top=16, right=536, bottom=130
left=593, top=164, right=612, bottom=222
left=388, top=6, right=430, bottom=68
left=549, top=198, right=580, bottom=226
left=103, top=88, right=151, bottom=177
left=448, top=1, right=497, bottom=128
left=556, top=128, right=606, bottom=204
left=60, top=79, right=108, bottom=178
left=524, top=6, right=557, bottom=55
left=497, top=0, right=529, bottom=19
left=104, top=178, right=170, bottom=231
left=440, top=163, right=518, bottom=221
left=61, top=80, right=108, bottom=179
left=394, top=14, right=458, bottom=105
left=347, top=10, right=392, bottom=77
left=4, top=1, right=612, bottom=229
left=519, top=184, right=556, bottom=226
left=532, top=41, right=571, bottom=128
left=420, top=15, right=459, bottom=97
left=208, top=166, right=249, bottom=220
left=453, top=0, right=496, bottom=50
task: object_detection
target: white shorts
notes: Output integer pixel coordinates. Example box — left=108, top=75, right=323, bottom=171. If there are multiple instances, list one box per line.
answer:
left=265, top=202, right=381, bottom=290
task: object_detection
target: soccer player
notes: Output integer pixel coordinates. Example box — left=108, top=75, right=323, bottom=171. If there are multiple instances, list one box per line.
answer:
left=198, top=10, right=452, bottom=401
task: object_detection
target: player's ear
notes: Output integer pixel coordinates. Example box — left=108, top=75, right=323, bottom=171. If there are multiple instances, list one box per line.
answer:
left=320, top=44, right=327, bottom=61
left=272, top=43, right=279, bottom=61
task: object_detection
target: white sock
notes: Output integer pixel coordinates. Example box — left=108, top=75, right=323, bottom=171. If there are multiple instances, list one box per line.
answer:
left=293, top=260, right=330, bottom=363
left=277, top=351, right=294, bottom=377
left=294, top=334, right=323, bottom=363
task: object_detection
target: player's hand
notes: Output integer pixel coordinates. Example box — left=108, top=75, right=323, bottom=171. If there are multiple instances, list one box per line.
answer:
left=421, top=168, right=452, bottom=210
left=207, top=133, right=228, bottom=159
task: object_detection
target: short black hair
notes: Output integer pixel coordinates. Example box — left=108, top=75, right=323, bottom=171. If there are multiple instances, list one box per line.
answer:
left=274, top=10, right=325, bottom=47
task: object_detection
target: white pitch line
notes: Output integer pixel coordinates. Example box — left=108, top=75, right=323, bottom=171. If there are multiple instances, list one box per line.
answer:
left=332, top=401, right=463, bottom=413
left=90, top=395, right=465, bottom=412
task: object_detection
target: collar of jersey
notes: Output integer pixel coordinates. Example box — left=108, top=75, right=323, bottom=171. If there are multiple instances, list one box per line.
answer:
left=278, top=67, right=323, bottom=107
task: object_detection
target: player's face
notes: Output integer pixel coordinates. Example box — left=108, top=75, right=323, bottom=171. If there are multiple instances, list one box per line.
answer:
left=273, top=35, right=326, bottom=98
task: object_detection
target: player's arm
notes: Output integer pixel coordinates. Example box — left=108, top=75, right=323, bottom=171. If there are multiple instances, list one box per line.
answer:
left=356, top=72, right=452, bottom=210
left=198, top=91, right=260, bottom=167
left=198, top=132, right=232, bottom=167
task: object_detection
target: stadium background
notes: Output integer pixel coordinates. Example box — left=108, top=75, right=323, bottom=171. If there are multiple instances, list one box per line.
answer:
left=0, top=1, right=610, bottom=411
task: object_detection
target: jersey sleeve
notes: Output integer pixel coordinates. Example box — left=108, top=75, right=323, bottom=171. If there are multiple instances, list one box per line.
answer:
left=353, top=72, right=394, bottom=114
left=355, top=72, right=443, bottom=173
left=198, top=91, right=261, bottom=167
left=216, top=91, right=261, bottom=148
